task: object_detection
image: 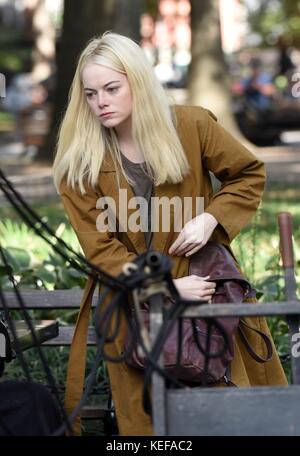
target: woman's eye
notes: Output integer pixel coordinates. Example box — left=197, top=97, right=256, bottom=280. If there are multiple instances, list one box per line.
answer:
left=107, top=87, right=119, bottom=93
left=86, top=93, right=94, bottom=99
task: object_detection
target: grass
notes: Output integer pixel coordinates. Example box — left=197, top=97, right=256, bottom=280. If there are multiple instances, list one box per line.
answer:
left=232, top=182, right=300, bottom=284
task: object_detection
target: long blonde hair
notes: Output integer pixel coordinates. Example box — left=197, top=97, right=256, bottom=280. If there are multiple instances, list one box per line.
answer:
left=53, top=32, right=190, bottom=194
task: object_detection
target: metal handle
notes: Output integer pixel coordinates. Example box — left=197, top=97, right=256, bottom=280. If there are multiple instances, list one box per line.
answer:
left=278, top=212, right=294, bottom=269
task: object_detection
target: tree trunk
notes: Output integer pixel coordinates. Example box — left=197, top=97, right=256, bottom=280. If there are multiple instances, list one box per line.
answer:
left=40, top=0, right=143, bottom=163
left=39, top=0, right=113, bottom=162
left=114, top=0, right=144, bottom=42
left=32, top=0, right=55, bottom=83
left=187, top=0, right=253, bottom=146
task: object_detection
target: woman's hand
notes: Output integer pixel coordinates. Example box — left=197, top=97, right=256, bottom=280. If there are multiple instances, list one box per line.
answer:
left=173, top=275, right=216, bottom=302
left=168, top=212, right=218, bottom=257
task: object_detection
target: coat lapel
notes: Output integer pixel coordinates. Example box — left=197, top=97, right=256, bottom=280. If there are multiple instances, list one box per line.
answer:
left=98, top=152, right=177, bottom=256
left=98, top=152, right=147, bottom=254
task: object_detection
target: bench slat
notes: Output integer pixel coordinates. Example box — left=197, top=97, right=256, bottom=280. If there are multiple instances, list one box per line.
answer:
left=166, top=386, right=300, bottom=436
left=1, top=290, right=98, bottom=309
left=182, top=301, right=300, bottom=318
left=2, top=292, right=300, bottom=317
left=42, top=325, right=97, bottom=346
left=80, top=405, right=107, bottom=419
left=11, top=320, right=59, bottom=350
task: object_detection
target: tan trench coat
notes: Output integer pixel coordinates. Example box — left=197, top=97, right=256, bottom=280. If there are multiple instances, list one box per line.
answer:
left=60, top=105, right=287, bottom=436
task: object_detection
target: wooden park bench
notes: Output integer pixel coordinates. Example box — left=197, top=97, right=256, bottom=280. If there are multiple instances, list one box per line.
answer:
left=1, top=289, right=105, bottom=422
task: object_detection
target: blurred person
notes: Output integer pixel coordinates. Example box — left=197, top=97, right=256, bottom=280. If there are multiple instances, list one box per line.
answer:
left=276, top=36, right=296, bottom=78
left=242, top=58, right=277, bottom=112
left=2, top=72, right=48, bottom=116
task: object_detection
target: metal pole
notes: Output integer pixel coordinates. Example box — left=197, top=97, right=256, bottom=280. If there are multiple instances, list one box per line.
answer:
left=278, top=212, right=300, bottom=384
left=148, top=292, right=167, bottom=436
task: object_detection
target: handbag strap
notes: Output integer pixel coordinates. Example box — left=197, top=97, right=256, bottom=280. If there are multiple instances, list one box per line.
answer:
left=238, top=319, right=273, bottom=363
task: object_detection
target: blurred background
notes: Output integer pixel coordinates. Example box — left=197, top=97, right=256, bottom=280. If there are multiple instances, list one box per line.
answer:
left=0, top=0, right=299, bottom=169
left=0, top=1, right=299, bottom=392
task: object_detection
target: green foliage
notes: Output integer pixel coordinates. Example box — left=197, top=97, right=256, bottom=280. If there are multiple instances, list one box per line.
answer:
left=0, top=203, right=107, bottom=402
left=244, top=0, right=300, bottom=47
left=0, top=26, right=32, bottom=72
left=0, top=216, right=84, bottom=290
left=0, top=111, right=14, bottom=122
left=3, top=345, right=109, bottom=399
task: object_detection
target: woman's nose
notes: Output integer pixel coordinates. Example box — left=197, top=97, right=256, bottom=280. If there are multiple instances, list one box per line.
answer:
left=97, top=92, right=108, bottom=108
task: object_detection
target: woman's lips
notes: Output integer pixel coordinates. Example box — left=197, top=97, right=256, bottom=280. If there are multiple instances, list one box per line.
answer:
left=100, top=112, right=113, bottom=118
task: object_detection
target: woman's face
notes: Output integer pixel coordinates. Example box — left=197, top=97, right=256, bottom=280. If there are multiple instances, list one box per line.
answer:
left=82, top=63, right=133, bottom=132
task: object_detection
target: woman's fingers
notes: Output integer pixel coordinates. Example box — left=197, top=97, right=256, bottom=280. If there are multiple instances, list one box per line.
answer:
left=168, top=230, right=185, bottom=255
left=185, top=243, right=204, bottom=257
left=169, top=213, right=218, bottom=257
left=187, top=279, right=216, bottom=300
left=174, top=276, right=217, bottom=301
left=171, top=238, right=205, bottom=257
left=187, top=291, right=214, bottom=301
left=201, top=288, right=216, bottom=297
left=192, top=279, right=216, bottom=289
left=169, top=230, right=202, bottom=256
left=169, top=236, right=205, bottom=257
left=173, top=241, right=197, bottom=256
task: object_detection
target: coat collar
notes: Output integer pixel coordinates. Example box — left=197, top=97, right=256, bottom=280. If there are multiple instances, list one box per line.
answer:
left=98, top=151, right=174, bottom=255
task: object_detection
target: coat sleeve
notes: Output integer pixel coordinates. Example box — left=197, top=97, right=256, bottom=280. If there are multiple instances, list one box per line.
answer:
left=197, top=108, right=266, bottom=242
left=59, top=179, right=136, bottom=277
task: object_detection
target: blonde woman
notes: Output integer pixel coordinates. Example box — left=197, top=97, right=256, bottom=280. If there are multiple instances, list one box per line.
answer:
left=53, top=32, right=287, bottom=436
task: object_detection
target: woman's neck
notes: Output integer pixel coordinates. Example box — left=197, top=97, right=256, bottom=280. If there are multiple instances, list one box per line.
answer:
left=119, top=143, right=145, bottom=164
left=116, top=126, right=144, bottom=163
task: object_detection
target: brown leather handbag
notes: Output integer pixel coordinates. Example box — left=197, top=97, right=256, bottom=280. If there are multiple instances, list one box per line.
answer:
left=124, top=241, right=272, bottom=384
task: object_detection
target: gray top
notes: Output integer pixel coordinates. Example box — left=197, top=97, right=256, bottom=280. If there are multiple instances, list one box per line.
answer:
left=121, top=152, right=153, bottom=250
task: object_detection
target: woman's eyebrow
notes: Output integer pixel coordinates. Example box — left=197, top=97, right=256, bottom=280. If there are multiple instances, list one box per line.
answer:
left=103, top=80, right=120, bottom=87
left=84, top=80, right=120, bottom=91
